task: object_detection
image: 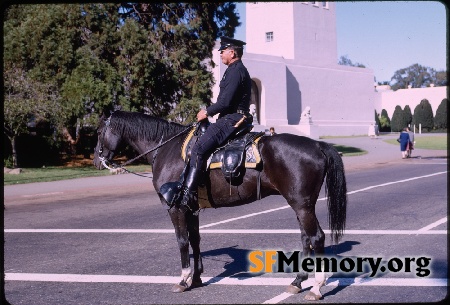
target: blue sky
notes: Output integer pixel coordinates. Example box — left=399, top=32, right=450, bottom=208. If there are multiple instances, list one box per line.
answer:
left=233, top=1, right=447, bottom=83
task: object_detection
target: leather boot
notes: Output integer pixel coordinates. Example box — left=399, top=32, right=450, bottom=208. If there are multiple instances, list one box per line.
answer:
left=179, top=166, right=202, bottom=210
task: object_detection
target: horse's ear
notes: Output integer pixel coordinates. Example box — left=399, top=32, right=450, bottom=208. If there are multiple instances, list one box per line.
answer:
left=101, top=106, right=114, bottom=119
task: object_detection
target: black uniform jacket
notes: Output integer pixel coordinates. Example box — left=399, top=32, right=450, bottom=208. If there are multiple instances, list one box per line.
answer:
left=206, top=59, right=251, bottom=119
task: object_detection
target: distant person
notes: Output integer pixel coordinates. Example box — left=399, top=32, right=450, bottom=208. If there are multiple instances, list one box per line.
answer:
left=406, top=127, right=415, bottom=158
left=398, top=127, right=410, bottom=159
left=269, top=127, right=276, bottom=136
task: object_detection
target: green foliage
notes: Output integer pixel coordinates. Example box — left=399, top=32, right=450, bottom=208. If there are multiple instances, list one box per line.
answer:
left=3, top=3, right=240, bottom=166
left=413, top=99, right=434, bottom=131
left=435, top=70, right=447, bottom=87
left=403, top=105, right=413, bottom=128
left=390, top=63, right=445, bottom=91
left=378, top=109, right=391, bottom=132
left=434, top=98, right=448, bottom=129
left=338, top=55, right=366, bottom=68
left=390, top=106, right=404, bottom=132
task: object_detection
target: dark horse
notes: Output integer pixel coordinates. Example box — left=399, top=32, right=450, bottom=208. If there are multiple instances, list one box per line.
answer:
left=93, top=111, right=347, bottom=301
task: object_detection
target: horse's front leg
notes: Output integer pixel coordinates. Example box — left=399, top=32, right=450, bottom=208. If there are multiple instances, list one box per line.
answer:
left=169, top=206, right=193, bottom=293
left=186, top=211, right=203, bottom=288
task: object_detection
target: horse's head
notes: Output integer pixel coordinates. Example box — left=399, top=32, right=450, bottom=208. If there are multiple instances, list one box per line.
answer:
left=93, top=114, right=122, bottom=170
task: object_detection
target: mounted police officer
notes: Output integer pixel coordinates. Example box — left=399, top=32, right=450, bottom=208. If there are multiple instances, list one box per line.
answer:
left=161, top=36, right=252, bottom=210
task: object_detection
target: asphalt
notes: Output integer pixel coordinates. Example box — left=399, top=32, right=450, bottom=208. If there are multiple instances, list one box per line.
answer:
left=3, top=133, right=447, bottom=201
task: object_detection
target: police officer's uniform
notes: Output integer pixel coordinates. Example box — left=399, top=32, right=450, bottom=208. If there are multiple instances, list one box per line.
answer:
left=162, top=37, right=252, bottom=210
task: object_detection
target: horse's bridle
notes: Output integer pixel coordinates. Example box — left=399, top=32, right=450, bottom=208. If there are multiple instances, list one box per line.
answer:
left=97, top=116, right=116, bottom=170
left=97, top=114, right=196, bottom=172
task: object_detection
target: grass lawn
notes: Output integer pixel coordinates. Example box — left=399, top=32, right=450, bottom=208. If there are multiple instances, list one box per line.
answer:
left=383, top=135, right=447, bottom=150
left=4, top=164, right=152, bottom=185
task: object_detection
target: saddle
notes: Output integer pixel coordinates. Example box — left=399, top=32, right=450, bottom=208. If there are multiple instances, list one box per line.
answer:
left=181, top=122, right=265, bottom=208
left=182, top=123, right=264, bottom=180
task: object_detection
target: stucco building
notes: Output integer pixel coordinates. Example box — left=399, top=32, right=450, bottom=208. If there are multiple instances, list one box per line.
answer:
left=211, top=2, right=376, bottom=138
left=210, top=2, right=447, bottom=138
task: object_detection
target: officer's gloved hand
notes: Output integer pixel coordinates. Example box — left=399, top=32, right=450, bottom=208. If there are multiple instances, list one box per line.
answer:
left=195, top=119, right=210, bottom=137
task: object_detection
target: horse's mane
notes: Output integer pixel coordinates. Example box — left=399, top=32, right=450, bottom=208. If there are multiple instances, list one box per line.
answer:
left=108, top=111, right=188, bottom=142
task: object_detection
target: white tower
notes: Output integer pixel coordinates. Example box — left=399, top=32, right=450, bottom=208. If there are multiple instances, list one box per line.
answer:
left=245, top=2, right=337, bottom=66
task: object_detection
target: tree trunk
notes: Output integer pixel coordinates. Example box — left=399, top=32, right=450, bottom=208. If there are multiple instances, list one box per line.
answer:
left=10, top=135, right=18, bottom=168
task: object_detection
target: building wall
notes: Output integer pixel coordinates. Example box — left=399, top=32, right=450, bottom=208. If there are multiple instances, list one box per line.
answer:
left=293, top=2, right=338, bottom=66
left=375, top=86, right=448, bottom=118
left=246, top=2, right=295, bottom=59
left=210, top=2, right=447, bottom=138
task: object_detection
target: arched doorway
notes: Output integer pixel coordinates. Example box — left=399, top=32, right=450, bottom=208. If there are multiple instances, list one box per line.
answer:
left=250, top=80, right=260, bottom=125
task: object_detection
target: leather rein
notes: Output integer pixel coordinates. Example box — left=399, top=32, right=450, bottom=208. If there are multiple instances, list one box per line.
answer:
left=98, top=116, right=195, bottom=178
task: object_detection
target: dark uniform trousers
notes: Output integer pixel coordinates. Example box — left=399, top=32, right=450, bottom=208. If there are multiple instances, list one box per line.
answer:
left=189, top=112, right=244, bottom=169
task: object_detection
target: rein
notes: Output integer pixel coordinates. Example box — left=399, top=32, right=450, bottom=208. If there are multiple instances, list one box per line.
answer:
left=99, top=120, right=196, bottom=178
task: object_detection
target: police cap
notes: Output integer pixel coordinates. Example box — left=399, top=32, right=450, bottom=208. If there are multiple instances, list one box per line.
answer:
left=218, top=36, right=246, bottom=51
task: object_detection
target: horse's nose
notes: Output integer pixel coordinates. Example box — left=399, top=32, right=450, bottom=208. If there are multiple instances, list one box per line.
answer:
left=93, top=157, right=104, bottom=170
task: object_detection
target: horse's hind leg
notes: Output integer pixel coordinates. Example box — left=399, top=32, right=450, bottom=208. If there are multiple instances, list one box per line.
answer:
left=186, top=211, right=203, bottom=287
left=288, top=206, right=326, bottom=301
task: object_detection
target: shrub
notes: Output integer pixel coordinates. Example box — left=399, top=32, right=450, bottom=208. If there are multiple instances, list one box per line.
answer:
left=403, top=105, right=413, bottom=128
left=413, top=99, right=434, bottom=132
left=390, top=105, right=404, bottom=132
left=434, top=98, right=448, bottom=129
left=379, top=109, right=391, bottom=132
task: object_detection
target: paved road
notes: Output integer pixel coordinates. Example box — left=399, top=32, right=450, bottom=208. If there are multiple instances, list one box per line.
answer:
left=3, top=135, right=447, bottom=304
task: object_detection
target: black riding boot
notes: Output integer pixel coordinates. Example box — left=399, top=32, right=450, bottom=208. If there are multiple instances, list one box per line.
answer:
left=179, top=166, right=202, bottom=210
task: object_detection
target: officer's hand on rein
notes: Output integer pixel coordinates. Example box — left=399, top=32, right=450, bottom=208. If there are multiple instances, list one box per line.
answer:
left=197, top=109, right=208, bottom=122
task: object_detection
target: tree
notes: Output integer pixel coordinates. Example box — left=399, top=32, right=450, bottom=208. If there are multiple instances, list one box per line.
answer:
left=390, top=64, right=444, bottom=91
left=3, top=3, right=240, bottom=164
left=413, top=99, right=434, bottom=132
left=4, top=4, right=87, bottom=152
left=403, top=105, right=413, bottom=128
left=390, top=106, right=404, bottom=132
left=378, top=109, right=391, bottom=132
left=338, top=55, right=365, bottom=68
left=434, top=98, right=448, bottom=129
left=435, top=70, right=448, bottom=87
left=3, top=66, right=61, bottom=167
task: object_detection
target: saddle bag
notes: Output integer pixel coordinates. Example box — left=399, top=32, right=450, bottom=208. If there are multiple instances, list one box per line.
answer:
left=222, top=138, right=247, bottom=182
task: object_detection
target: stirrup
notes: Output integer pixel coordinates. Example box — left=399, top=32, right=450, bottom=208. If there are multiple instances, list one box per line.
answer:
left=180, top=188, right=198, bottom=212
left=160, top=181, right=182, bottom=209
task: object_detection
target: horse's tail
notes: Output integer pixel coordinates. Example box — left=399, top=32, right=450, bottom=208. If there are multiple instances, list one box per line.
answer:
left=319, top=141, right=347, bottom=244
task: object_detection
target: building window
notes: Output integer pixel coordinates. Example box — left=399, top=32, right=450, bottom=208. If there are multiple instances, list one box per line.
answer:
left=322, top=2, right=328, bottom=9
left=266, top=32, right=273, bottom=42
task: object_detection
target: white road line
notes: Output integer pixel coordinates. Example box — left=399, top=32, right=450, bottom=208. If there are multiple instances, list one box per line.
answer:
left=4, top=229, right=447, bottom=234
left=200, top=171, right=447, bottom=228
left=418, top=217, right=447, bottom=232
left=21, top=192, right=64, bottom=198
left=345, top=171, right=447, bottom=195
left=5, top=273, right=447, bottom=287
left=199, top=206, right=295, bottom=228
left=262, top=292, right=293, bottom=304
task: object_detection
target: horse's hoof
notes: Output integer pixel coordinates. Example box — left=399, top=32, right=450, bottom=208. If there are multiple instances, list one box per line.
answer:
left=285, top=284, right=301, bottom=294
left=191, top=279, right=203, bottom=288
left=304, top=291, right=322, bottom=301
left=171, top=284, right=187, bottom=293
